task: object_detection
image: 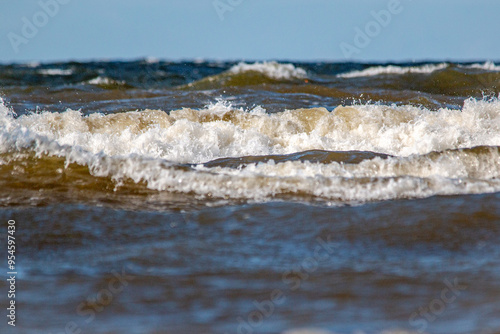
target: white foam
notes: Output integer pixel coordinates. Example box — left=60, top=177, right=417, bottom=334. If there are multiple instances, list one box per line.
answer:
left=461, top=61, right=500, bottom=71
left=144, top=57, right=160, bottom=64
left=338, top=63, right=448, bottom=78
left=87, top=76, right=125, bottom=86
left=228, top=61, right=307, bottom=80
left=22, top=62, right=41, bottom=68
left=1, top=98, right=500, bottom=202
left=38, top=68, right=73, bottom=76
left=52, top=145, right=500, bottom=202
left=3, top=98, right=500, bottom=161
left=0, top=98, right=12, bottom=117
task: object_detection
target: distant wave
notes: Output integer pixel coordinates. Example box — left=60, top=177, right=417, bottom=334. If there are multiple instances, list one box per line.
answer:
left=38, top=68, right=74, bottom=76
left=183, top=61, right=308, bottom=90
left=86, top=76, right=126, bottom=87
left=228, top=61, right=307, bottom=80
left=460, top=61, right=500, bottom=71
left=21, top=62, right=41, bottom=68
left=338, top=63, right=449, bottom=78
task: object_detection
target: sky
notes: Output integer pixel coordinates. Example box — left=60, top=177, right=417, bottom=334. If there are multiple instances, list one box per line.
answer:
left=1, top=0, right=499, bottom=63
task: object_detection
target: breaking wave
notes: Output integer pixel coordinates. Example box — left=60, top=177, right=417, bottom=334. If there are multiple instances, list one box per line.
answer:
left=461, top=61, right=500, bottom=71
left=228, top=61, right=307, bottom=80
left=1, top=97, right=500, bottom=203
left=86, top=76, right=127, bottom=87
left=338, top=63, right=449, bottom=78
left=184, top=62, right=308, bottom=89
left=37, top=68, right=74, bottom=76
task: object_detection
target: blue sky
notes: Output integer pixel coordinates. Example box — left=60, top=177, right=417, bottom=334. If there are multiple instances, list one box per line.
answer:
left=1, top=0, right=499, bottom=63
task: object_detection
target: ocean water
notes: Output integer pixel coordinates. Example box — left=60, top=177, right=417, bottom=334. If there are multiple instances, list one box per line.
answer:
left=0, top=60, right=499, bottom=334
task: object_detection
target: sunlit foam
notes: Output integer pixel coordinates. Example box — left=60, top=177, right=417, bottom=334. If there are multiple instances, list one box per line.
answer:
left=338, top=63, right=448, bottom=78
left=1, top=98, right=499, bottom=202
left=228, top=61, right=307, bottom=80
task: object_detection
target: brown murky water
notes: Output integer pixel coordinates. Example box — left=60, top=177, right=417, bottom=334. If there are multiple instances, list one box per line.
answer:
left=0, top=60, right=499, bottom=334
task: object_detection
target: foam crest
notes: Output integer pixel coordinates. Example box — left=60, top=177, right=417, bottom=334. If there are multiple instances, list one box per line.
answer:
left=1, top=98, right=500, bottom=202
left=338, top=63, right=448, bottom=78
left=0, top=97, right=13, bottom=117
left=462, top=61, right=500, bottom=71
left=2, top=99, right=500, bottom=164
left=59, top=145, right=500, bottom=202
left=86, top=76, right=126, bottom=86
left=38, top=68, right=73, bottom=76
left=228, top=61, right=307, bottom=80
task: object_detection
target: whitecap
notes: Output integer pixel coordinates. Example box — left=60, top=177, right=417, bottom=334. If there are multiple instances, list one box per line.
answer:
left=38, top=68, right=74, bottom=76
left=338, top=63, right=448, bottom=78
left=460, top=61, right=500, bottom=71
left=228, top=61, right=307, bottom=80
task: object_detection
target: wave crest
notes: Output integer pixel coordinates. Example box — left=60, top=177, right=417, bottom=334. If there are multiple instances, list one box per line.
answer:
left=228, top=61, right=307, bottom=80
left=338, top=63, right=448, bottom=78
left=2, top=98, right=500, bottom=162
left=1, top=98, right=500, bottom=203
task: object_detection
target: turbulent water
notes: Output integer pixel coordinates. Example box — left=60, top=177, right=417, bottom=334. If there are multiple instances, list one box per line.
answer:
left=1, top=60, right=500, bottom=334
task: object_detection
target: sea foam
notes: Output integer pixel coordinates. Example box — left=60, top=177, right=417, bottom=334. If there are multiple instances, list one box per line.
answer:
left=37, top=68, right=74, bottom=76
left=228, top=61, right=307, bottom=80
left=338, top=63, right=448, bottom=78
left=1, top=98, right=499, bottom=202
left=461, top=61, right=500, bottom=71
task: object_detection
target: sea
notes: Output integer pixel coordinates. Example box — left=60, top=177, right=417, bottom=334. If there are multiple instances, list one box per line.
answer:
left=0, top=60, right=499, bottom=334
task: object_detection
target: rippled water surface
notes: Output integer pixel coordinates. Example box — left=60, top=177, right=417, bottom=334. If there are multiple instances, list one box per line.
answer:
left=0, top=60, right=499, bottom=334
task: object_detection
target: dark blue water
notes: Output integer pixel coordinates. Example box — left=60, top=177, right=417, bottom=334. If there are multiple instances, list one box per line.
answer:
left=1, top=60, right=500, bottom=334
